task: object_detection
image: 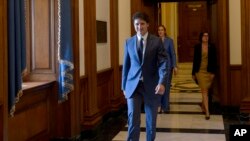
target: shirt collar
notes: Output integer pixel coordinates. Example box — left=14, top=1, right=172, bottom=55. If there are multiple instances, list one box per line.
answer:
left=137, top=32, right=148, bottom=41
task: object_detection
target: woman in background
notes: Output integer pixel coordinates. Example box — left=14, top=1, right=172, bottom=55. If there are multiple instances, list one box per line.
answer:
left=192, top=32, right=217, bottom=120
left=157, top=25, right=178, bottom=113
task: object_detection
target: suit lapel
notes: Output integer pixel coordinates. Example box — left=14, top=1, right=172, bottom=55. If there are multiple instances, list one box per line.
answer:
left=132, top=36, right=140, bottom=63
left=143, top=34, right=152, bottom=63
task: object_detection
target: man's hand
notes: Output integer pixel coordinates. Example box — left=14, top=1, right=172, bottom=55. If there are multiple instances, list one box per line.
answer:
left=155, top=84, right=165, bottom=95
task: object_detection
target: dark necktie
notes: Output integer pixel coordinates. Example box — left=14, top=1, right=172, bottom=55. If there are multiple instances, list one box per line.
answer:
left=138, top=38, right=144, bottom=63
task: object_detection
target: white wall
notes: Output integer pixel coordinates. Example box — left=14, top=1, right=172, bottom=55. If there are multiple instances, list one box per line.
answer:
left=229, top=0, right=242, bottom=65
left=79, top=0, right=85, bottom=76
left=80, top=0, right=130, bottom=73
left=96, top=0, right=111, bottom=71
left=118, top=0, right=131, bottom=65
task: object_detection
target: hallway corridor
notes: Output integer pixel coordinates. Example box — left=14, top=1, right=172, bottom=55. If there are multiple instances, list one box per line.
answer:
left=113, top=63, right=226, bottom=141
left=82, top=63, right=248, bottom=141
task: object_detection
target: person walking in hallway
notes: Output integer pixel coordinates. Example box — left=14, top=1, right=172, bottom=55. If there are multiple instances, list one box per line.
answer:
left=157, top=25, right=178, bottom=113
left=192, top=32, right=217, bottom=120
left=122, top=12, right=168, bottom=141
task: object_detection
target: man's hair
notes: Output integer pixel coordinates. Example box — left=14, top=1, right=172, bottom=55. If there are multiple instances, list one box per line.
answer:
left=132, top=12, right=150, bottom=23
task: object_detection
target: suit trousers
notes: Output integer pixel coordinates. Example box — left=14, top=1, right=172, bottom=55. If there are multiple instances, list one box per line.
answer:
left=160, top=69, right=173, bottom=111
left=126, top=81, right=158, bottom=141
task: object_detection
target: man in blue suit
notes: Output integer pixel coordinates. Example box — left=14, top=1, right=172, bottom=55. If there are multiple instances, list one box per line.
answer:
left=122, top=12, right=168, bottom=141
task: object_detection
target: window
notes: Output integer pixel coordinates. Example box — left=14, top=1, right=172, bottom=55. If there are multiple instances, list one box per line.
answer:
left=23, top=0, right=58, bottom=81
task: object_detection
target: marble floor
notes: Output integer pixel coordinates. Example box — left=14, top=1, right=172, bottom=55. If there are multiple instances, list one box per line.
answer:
left=82, top=63, right=249, bottom=141
left=112, top=63, right=227, bottom=141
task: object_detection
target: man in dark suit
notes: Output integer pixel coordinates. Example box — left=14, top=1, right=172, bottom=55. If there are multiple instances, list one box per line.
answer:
left=122, top=12, right=168, bottom=141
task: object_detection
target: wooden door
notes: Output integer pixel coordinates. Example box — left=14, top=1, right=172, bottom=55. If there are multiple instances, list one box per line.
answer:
left=178, top=1, right=209, bottom=62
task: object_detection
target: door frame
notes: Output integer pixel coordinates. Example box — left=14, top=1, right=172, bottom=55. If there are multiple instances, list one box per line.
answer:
left=156, top=0, right=230, bottom=105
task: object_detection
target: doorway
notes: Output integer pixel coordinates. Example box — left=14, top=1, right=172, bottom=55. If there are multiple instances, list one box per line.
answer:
left=160, top=1, right=209, bottom=62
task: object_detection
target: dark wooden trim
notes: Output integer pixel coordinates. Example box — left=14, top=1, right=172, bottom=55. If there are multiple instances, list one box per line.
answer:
left=79, top=75, right=88, bottom=123
left=216, top=0, right=230, bottom=106
left=70, top=0, right=81, bottom=137
left=240, top=0, right=250, bottom=113
left=97, top=68, right=113, bottom=76
left=16, top=82, right=55, bottom=112
left=110, top=0, right=119, bottom=91
left=229, top=65, right=243, bottom=106
left=110, top=0, right=125, bottom=110
left=119, top=65, right=123, bottom=71
left=130, top=0, right=142, bottom=35
left=0, top=0, right=8, bottom=140
left=118, top=65, right=126, bottom=106
left=80, top=75, right=88, bottom=80
left=80, top=65, right=125, bottom=130
left=84, top=0, right=97, bottom=114
left=230, top=65, right=242, bottom=70
left=0, top=104, right=3, bottom=141
left=24, top=0, right=57, bottom=81
left=241, top=97, right=250, bottom=113
left=97, top=68, right=113, bottom=112
left=82, top=0, right=99, bottom=128
left=241, top=0, right=250, bottom=99
left=8, top=81, right=55, bottom=141
left=81, top=69, right=113, bottom=130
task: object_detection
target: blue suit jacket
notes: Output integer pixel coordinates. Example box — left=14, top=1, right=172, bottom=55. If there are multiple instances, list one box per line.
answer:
left=163, top=37, right=177, bottom=69
left=122, top=34, right=168, bottom=99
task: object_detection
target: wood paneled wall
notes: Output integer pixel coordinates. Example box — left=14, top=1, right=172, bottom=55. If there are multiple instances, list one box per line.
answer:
left=131, top=0, right=159, bottom=35
left=214, top=0, right=230, bottom=106
left=8, top=82, right=55, bottom=141
left=6, top=0, right=81, bottom=139
left=53, top=0, right=81, bottom=138
left=110, top=0, right=125, bottom=110
left=0, top=105, right=3, bottom=140
left=0, top=0, right=7, bottom=140
left=70, top=0, right=81, bottom=137
left=4, top=0, right=124, bottom=139
left=97, top=69, right=113, bottom=113
left=229, top=65, right=243, bottom=106
left=3, top=0, right=250, bottom=140
left=240, top=0, right=250, bottom=113
left=81, top=0, right=98, bottom=129
left=25, top=0, right=57, bottom=81
left=79, top=0, right=125, bottom=130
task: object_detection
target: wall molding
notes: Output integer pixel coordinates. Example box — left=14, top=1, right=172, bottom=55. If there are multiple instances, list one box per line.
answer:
left=240, top=0, right=250, bottom=113
left=0, top=0, right=8, bottom=140
left=8, top=82, right=55, bottom=140
left=229, top=65, right=243, bottom=106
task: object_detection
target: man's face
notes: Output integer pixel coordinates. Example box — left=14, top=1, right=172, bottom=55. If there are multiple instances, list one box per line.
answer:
left=134, top=18, right=149, bottom=36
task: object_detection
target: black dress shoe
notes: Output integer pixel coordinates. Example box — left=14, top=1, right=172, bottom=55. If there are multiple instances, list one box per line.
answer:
left=163, top=111, right=169, bottom=114
left=205, top=115, right=210, bottom=120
